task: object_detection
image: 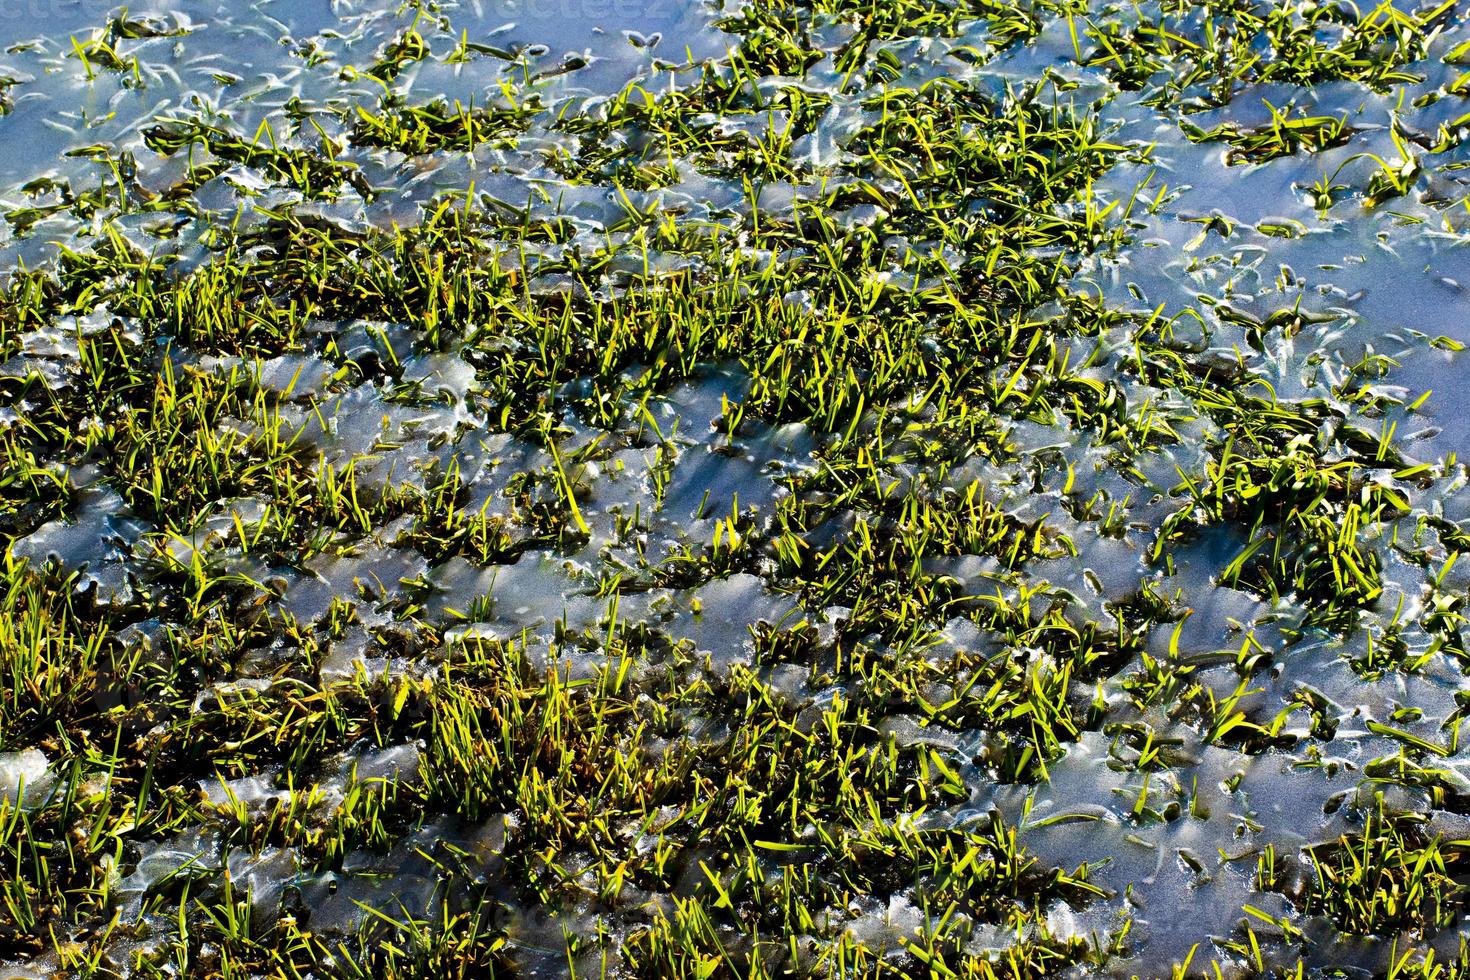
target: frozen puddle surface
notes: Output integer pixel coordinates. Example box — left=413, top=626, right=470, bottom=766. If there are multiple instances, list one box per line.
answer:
left=7, top=0, right=1470, bottom=975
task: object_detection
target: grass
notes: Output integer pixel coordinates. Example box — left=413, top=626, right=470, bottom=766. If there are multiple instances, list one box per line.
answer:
left=0, top=0, right=1469, bottom=975
left=1256, top=806, right=1469, bottom=940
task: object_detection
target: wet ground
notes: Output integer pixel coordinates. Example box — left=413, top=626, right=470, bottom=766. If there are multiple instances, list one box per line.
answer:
left=6, top=0, right=1470, bottom=976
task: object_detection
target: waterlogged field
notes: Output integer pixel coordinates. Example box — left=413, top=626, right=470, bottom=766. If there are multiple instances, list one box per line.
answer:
left=9, top=0, right=1470, bottom=976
